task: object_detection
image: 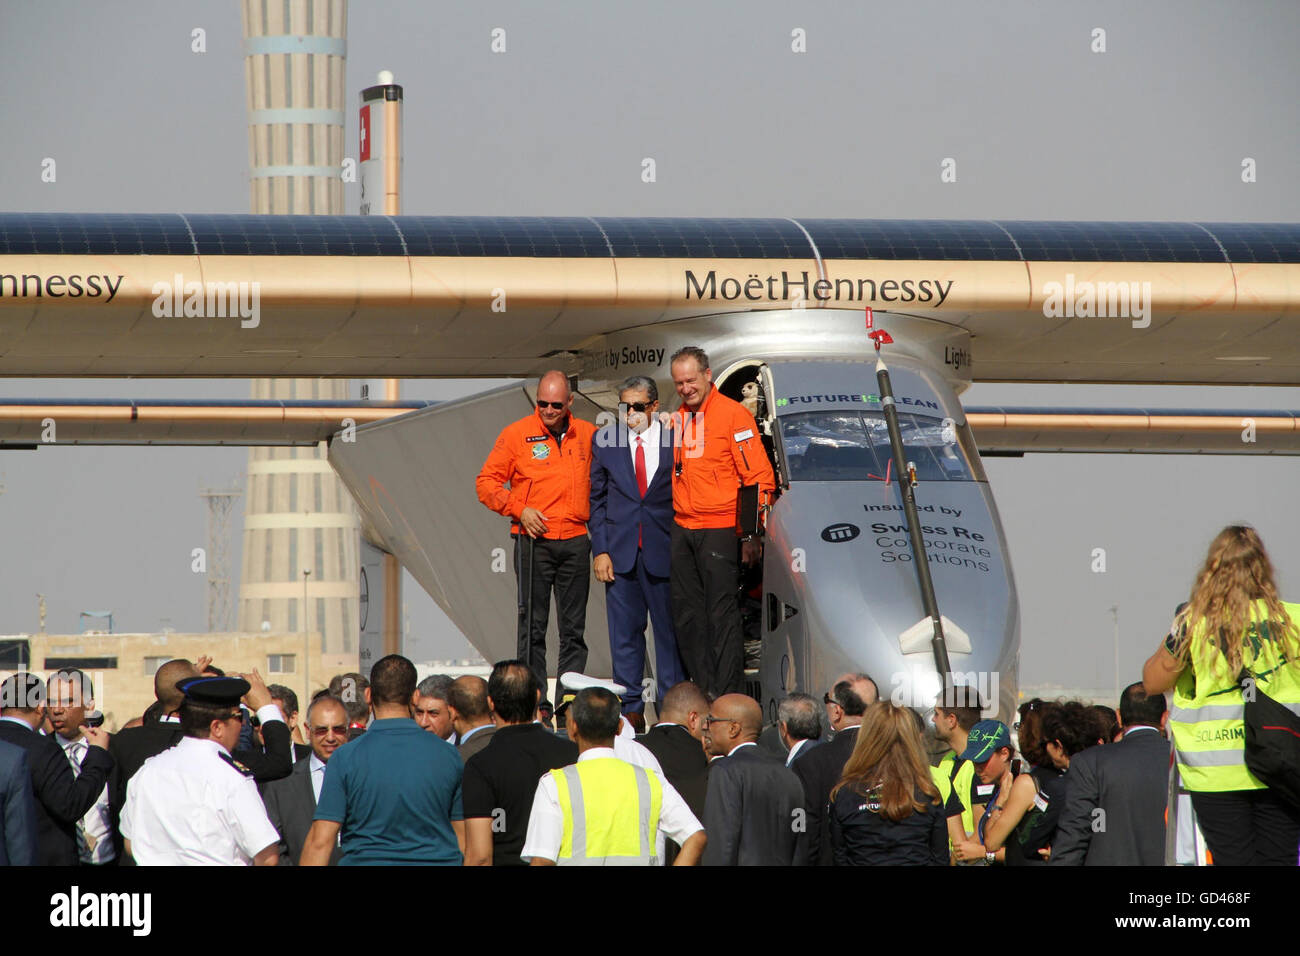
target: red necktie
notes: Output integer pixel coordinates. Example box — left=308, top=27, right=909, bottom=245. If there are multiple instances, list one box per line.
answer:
left=635, top=436, right=647, bottom=547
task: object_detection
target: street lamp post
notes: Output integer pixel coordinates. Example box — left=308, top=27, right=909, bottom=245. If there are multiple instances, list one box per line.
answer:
left=1109, top=605, right=1119, bottom=704
left=303, top=569, right=312, bottom=705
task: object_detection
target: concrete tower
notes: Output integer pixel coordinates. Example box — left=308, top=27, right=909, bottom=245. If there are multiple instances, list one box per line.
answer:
left=238, top=0, right=359, bottom=661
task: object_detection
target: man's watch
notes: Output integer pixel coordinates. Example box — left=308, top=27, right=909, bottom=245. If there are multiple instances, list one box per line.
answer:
left=985, top=851, right=996, bottom=864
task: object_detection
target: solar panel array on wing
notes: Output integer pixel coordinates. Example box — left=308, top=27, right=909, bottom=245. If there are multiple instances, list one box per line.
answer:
left=1200, top=223, right=1300, bottom=263
left=802, top=219, right=1020, bottom=261
left=999, top=221, right=1225, bottom=262
left=0, top=213, right=195, bottom=255
left=395, top=217, right=611, bottom=257
left=595, top=218, right=811, bottom=258
left=185, top=214, right=408, bottom=256
left=1, top=214, right=1298, bottom=263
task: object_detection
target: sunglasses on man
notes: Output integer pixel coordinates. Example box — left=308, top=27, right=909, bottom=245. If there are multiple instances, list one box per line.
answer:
left=310, top=724, right=349, bottom=737
left=536, top=400, right=566, bottom=410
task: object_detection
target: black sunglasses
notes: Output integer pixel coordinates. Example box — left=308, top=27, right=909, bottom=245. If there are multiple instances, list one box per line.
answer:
left=537, top=400, right=565, bottom=411
left=622, top=402, right=654, bottom=412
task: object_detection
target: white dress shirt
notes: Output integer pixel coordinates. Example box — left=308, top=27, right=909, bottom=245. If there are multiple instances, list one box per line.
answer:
left=629, top=419, right=661, bottom=487
left=785, top=738, right=812, bottom=766
left=1122, top=725, right=1160, bottom=738
left=520, top=747, right=702, bottom=864
left=120, top=736, right=280, bottom=866
left=58, top=733, right=115, bottom=864
left=309, top=753, right=327, bottom=804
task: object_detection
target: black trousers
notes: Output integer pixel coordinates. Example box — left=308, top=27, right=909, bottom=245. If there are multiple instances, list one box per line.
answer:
left=514, top=533, right=590, bottom=691
left=1190, top=788, right=1300, bottom=865
left=670, top=523, right=744, bottom=699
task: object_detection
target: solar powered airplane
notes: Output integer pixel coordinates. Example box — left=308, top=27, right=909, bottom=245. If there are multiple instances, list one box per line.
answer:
left=2, top=212, right=1298, bottom=722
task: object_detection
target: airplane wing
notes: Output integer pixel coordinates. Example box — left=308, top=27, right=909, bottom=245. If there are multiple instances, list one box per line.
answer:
left=1, top=400, right=1296, bottom=454
left=0, top=214, right=1296, bottom=383
left=966, top=407, right=1300, bottom=455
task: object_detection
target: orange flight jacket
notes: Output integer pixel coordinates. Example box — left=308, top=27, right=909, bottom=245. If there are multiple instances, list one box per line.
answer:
left=670, top=386, right=775, bottom=530
left=476, top=408, right=596, bottom=540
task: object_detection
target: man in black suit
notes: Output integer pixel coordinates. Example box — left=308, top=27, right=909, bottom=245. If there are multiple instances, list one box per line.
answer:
left=449, top=676, right=497, bottom=763
left=639, top=680, right=710, bottom=863
left=639, top=681, right=710, bottom=821
left=1051, top=682, right=1170, bottom=866
left=109, top=659, right=295, bottom=860
left=462, top=661, right=577, bottom=866
left=792, top=673, right=877, bottom=866
left=260, top=694, right=346, bottom=865
left=0, top=737, right=38, bottom=865
left=777, top=692, right=822, bottom=766
left=268, top=684, right=311, bottom=762
left=701, top=693, right=805, bottom=865
left=0, top=672, right=113, bottom=866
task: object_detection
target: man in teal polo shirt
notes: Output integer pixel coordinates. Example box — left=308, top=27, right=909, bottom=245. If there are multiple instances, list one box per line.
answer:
left=302, top=655, right=464, bottom=865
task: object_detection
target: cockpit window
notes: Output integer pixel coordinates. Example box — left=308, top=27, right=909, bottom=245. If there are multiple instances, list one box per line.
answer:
left=778, top=410, right=974, bottom=482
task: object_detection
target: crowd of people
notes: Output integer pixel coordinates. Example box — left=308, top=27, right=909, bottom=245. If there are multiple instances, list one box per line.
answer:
left=1, top=523, right=1298, bottom=868
left=0, top=339, right=1297, bottom=866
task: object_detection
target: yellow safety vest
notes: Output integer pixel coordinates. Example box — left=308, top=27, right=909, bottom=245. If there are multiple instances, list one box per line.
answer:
left=552, top=757, right=663, bottom=865
left=1169, top=599, right=1300, bottom=793
left=933, top=752, right=976, bottom=838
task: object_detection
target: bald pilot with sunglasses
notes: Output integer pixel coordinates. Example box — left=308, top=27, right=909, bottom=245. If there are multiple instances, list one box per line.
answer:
left=478, top=371, right=598, bottom=696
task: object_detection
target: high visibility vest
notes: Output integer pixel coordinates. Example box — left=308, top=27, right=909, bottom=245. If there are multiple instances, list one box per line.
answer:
left=932, top=752, right=976, bottom=837
left=1169, top=599, right=1300, bottom=793
left=551, top=758, right=663, bottom=865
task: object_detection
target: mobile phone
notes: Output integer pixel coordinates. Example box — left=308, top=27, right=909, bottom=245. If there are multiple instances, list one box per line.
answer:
left=84, top=710, right=104, bottom=728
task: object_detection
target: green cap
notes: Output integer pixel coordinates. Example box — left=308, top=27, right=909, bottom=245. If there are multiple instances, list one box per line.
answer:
left=960, top=719, right=1011, bottom=762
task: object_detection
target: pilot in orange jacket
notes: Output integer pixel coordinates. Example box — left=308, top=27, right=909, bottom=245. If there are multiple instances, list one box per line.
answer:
left=667, top=346, right=774, bottom=698
left=476, top=371, right=597, bottom=695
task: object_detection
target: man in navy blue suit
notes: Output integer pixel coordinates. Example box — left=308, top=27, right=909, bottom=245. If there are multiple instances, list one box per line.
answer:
left=590, top=375, right=686, bottom=731
left=0, top=738, right=38, bottom=865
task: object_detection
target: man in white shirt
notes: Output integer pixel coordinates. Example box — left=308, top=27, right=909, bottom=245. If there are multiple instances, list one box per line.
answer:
left=46, top=669, right=115, bottom=866
left=259, top=694, right=348, bottom=865
left=589, top=376, right=686, bottom=733
left=121, top=676, right=280, bottom=866
left=521, top=687, right=704, bottom=865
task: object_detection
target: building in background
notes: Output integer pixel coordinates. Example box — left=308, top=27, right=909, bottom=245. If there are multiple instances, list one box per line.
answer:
left=237, top=0, right=360, bottom=660
left=1, top=631, right=344, bottom=733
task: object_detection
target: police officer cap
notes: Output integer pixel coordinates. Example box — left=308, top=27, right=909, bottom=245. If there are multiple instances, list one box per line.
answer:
left=176, top=675, right=250, bottom=707
left=555, top=672, right=627, bottom=714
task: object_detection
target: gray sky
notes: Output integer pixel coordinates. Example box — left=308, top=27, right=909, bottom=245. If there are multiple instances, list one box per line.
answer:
left=0, top=1, right=1297, bottom=687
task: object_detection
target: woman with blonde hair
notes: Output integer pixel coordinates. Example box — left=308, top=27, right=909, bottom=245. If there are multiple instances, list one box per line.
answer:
left=828, top=700, right=949, bottom=865
left=1143, top=524, right=1300, bottom=865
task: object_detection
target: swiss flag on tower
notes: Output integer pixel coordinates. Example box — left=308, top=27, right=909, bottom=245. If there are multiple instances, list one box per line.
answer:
left=359, top=105, right=371, bottom=162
